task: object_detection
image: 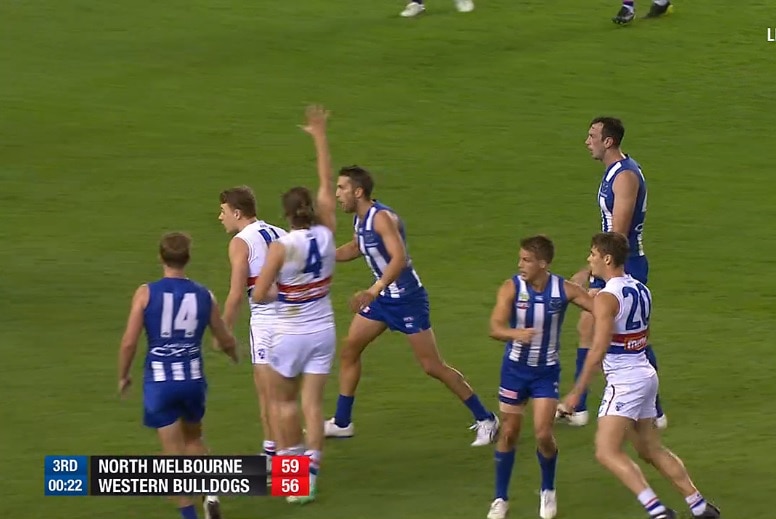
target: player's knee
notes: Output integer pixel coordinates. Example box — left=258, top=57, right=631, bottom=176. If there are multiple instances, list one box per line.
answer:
left=340, top=337, right=363, bottom=364
left=594, top=441, right=618, bottom=466
left=419, top=358, right=447, bottom=379
left=498, top=416, right=521, bottom=447
left=534, top=425, right=555, bottom=450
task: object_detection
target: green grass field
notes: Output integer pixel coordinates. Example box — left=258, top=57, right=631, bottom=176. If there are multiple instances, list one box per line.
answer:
left=2, top=0, right=774, bottom=517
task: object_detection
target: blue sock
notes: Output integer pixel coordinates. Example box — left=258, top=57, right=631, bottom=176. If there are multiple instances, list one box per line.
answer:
left=333, top=395, right=355, bottom=427
left=494, top=449, right=516, bottom=500
left=179, top=505, right=198, bottom=519
left=464, top=394, right=494, bottom=422
left=644, top=345, right=664, bottom=417
left=536, top=449, right=558, bottom=491
left=574, top=348, right=589, bottom=412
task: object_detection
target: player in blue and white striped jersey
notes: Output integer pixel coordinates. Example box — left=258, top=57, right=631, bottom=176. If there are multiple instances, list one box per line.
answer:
left=323, top=165, right=498, bottom=447
left=118, top=232, right=238, bottom=519
left=486, top=235, right=593, bottom=519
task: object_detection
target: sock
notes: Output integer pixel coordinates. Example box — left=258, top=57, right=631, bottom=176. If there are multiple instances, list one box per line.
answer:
left=536, top=449, right=558, bottom=491
left=685, top=491, right=707, bottom=515
left=644, top=345, right=664, bottom=417
left=333, top=395, right=355, bottom=428
left=305, top=449, right=321, bottom=490
left=204, top=495, right=219, bottom=503
left=494, top=449, right=516, bottom=500
left=263, top=440, right=276, bottom=458
left=574, top=348, right=589, bottom=412
left=623, top=0, right=635, bottom=10
left=637, top=488, right=667, bottom=517
left=179, top=505, right=198, bottom=519
left=654, top=0, right=669, bottom=5
left=464, top=394, right=494, bottom=422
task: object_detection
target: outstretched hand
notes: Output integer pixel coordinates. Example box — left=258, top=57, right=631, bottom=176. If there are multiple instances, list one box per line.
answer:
left=300, top=104, right=330, bottom=137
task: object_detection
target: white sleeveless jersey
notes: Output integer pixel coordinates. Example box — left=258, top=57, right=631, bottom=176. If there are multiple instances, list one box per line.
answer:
left=598, top=275, right=656, bottom=384
left=274, top=225, right=336, bottom=334
left=234, top=220, right=287, bottom=322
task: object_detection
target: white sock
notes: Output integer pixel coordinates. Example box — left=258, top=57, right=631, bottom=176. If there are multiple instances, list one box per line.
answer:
left=305, top=449, right=321, bottom=488
left=637, top=488, right=667, bottom=516
left=654, top=0, right=669, bottom=6
left=685, top=491, right=707, bottom=515
left=263, top=440, right=276, bottom=456
left=205, top=495, right=219, bottom=503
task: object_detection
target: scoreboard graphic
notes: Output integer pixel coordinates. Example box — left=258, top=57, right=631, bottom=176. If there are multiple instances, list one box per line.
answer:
left=44, top=455, right=309, bottom=497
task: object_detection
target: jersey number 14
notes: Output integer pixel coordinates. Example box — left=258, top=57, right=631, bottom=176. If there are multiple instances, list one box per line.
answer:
left=160, top=292, right=199, bottom=338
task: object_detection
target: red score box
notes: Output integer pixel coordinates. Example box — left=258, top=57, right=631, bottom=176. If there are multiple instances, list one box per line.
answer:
left=271, top=476, right=310, bottom=497
left=271, top=455, right=309, bottom=478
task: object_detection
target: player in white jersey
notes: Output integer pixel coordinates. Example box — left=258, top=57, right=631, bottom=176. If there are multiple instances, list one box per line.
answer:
left=560, top=233, right=720, bottom=519
left=218, top=185, right=287, bottom=468
left=251, top=105, right=337, bottom=505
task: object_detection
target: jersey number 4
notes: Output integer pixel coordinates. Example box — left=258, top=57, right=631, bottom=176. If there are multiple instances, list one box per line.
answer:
left=304, top=238, right=323, bottom=279
left=161, top=292, right=199, bottom=338
left=622, top=285, right=651, bottom=331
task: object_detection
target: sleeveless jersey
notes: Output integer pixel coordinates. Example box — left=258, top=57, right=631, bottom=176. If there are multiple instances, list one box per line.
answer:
left=274, top=225, right=336, bottom=333
left=598, top=275, right=655, bottom=383
left=143, top=277, right=213, bottom=383
left=234, top=220, right=287, bottom=321
left=505, top=274, right=569, bottom=370
left=353, top=201, right=424, bottom=300
left=598, top=155, right=647, bottom=257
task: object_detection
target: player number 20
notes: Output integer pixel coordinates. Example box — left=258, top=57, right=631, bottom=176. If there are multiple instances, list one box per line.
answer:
left=282, top=478, right=300, bottom=494
left=281, top=458, right=299, bottom=474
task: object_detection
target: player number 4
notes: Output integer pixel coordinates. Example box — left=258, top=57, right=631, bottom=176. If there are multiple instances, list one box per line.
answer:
left=304, top=238, right=323, bottom=278
left=161, top=292, right=199, bottom=338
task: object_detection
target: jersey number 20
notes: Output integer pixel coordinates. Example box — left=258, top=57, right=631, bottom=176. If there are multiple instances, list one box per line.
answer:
left=304, top=238, right=323, bottom=278
left=160, top=292, right=199, bottom=338
left=622, top=285, right=651, bottom=331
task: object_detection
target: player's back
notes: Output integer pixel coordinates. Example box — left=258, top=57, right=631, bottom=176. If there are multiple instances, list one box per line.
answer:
left=598, top=155, right=647, bottom=257
left=275, top=225, right=336, bottom=333
left=599, top=275, right=654, bottom=382
left=504, top=273, right=569, bottom=371
left=354, top=201, right=424, bottom=301
left=143, top=277, right=213, bottom=384
left=234, top=220, right=287, bottom=320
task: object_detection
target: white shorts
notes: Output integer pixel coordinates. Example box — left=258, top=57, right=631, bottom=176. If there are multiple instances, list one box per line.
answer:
left=597, top=374, right=659, bottom=421
left=249, top=321, right=273, bottom=365
left=268, top=327, right=336, bottom=379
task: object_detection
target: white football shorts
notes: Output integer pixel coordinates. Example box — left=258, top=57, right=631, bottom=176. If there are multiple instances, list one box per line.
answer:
left=268, top=326, right=336, bottom=378
left=597, top=373, right=659, bottom=421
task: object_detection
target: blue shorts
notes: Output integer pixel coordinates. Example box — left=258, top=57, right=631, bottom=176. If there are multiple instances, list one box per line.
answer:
left=143, top=380, right=207, bottom=429
left=359, top=290, right=431, bottom=335
left=498, top=361, right=560, bottom=405
left=590, top=255, right=649, bottom=289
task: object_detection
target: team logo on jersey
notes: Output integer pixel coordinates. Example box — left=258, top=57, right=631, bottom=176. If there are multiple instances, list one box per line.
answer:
left=548, top=297, right=564, bottom=313
left=517, top=289, right=530, bottom=309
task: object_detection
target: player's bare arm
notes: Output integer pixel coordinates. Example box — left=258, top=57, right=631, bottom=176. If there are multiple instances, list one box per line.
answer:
left=564, top=280, right=595, bottom=313
left=251, top=242, right=285, bottom=304
left=563, top=292, right=618, bottom=409
left=488, top=279, right=534, bottom=343
left=610, top=170, right=639, bottom=236
left=336, top=236, right=361, bottom=262
left=117, top=284, right=149, bottom=394
left=301, top=104, right=336, bottom=233
left=222, top=237, right=249, bottom=330
left=208, top=291, right=238, bottom=362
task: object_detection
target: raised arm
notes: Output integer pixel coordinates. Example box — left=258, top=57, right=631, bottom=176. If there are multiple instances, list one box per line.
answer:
left=301, top=105, right=336, bottom=233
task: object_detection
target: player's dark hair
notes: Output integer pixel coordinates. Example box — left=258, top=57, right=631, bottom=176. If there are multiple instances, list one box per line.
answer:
left=219, top=185, right=257, bottom=218
left=590, top=116, right=625, bottom=146
left=159, top=232, right=191, bottom=268
left=339, top=165, right=374, bottom=199
left=591, top=232, right=629, bottom=267
left=520, top=235, right=554, bottom=263
left=282, top=186, right=318, bottom=229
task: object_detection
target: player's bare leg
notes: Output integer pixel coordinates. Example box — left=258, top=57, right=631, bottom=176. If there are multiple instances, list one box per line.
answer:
left=181, top=421, right=221, bottom=519
left=325, top=315, right=387, bottom=438
left=253, top=364, right=276, bottom=475
left=595, top=416, right=676, bottom=518
left=487, top=403, right=524, bottom=519
left=289, top=373, right=329, bottom=504
left=268, top=371, right=304, bottom=452
left=157, top=420, right=200, bottom=519
left=533, top=398, right=559, bottom=519
left=407, top=327, right=498, bottom=446
left=630, top=420, right=721, bottom=518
